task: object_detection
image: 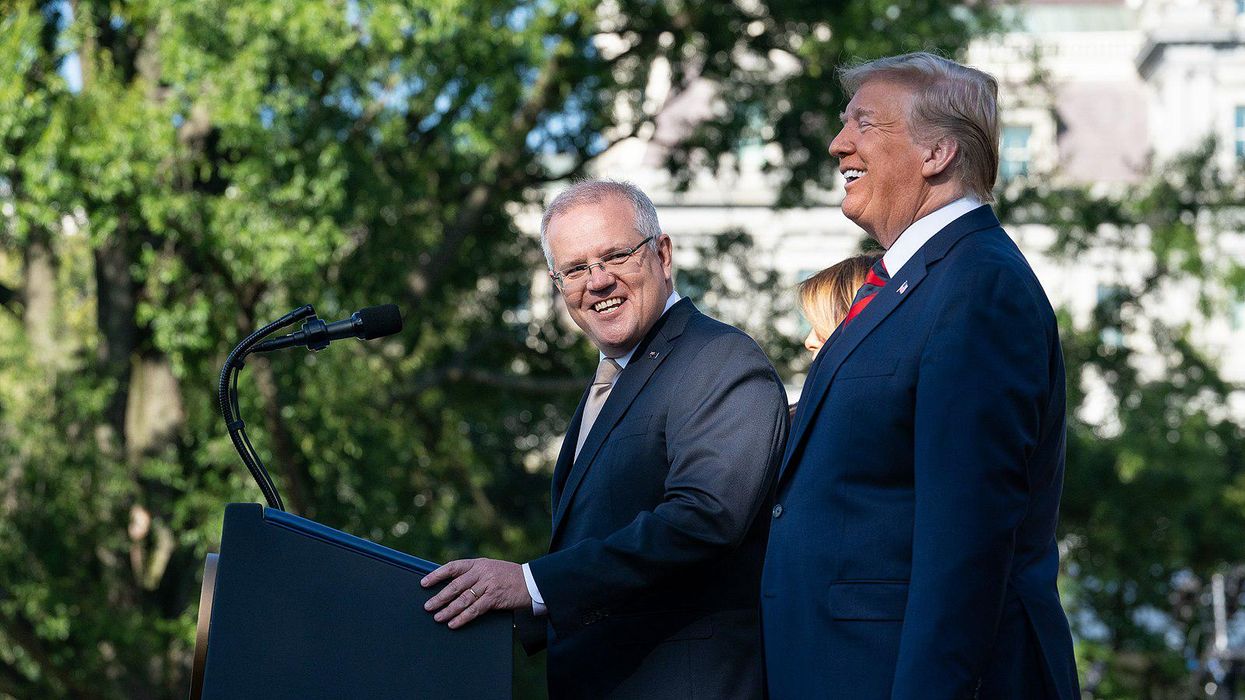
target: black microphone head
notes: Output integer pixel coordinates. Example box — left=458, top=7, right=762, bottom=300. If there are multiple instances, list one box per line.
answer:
left=355, top=304, right=403, bottom=340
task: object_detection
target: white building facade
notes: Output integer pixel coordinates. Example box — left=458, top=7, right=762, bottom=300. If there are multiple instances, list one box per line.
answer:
left=528, top=0, right=1245, bottom=398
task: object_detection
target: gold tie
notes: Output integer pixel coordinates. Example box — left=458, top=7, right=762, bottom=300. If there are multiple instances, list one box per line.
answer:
left=575, top=357, right=622, bottom=460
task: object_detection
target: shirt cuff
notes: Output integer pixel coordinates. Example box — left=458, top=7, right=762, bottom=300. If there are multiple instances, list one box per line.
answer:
left=522, top=563, right=548, bottom=616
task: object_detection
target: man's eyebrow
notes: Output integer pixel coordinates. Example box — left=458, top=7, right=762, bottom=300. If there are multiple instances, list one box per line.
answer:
left=840, top=107, right=877, bottom=122
left=556, top=245, right=622, bottom=269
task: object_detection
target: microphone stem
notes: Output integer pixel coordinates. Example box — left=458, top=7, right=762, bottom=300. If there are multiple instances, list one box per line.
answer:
left=218, top=305, right=315, bottom=511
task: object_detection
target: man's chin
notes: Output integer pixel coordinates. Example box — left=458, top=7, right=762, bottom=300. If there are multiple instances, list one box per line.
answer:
left=841, top=200, right=865, bottom=226
left=841, top=205, right=879, bottom=240
left=588, top=325, right=637, bottom=356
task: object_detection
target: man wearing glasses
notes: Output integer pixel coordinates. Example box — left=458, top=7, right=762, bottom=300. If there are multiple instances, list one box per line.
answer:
left=423, top=179, right=788, bottom=698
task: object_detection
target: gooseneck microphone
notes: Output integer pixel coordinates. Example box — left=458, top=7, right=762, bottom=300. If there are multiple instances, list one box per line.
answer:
left=250, top=304, right=403, bottom=353
left=218, top=302, right=403, bottom=512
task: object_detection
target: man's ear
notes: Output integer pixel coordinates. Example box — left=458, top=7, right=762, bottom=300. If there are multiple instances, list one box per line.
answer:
left=656, top=233, right=675, bottom=282
left=921, top=137, right=958, bottom=178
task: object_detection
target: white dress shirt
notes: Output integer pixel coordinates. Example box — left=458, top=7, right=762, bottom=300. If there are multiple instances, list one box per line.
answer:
left=882, top=197, right=983, bottom=278
left=523, top=289, right=681, bottom=615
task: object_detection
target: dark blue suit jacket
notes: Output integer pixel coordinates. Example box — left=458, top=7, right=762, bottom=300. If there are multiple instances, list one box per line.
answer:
left=524, top=299, right=789, bottom=699
left=761, top=207, right=1080, bottom=699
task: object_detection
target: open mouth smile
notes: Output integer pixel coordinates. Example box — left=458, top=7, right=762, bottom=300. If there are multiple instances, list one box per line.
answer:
left=842, top=168, right=865, bottom=185
left=593, top=297, right=625, bottom=314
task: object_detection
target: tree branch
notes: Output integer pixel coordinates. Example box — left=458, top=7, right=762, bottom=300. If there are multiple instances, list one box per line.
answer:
left=407, top=23, right=581, bottom=302
left=0, top=658, right=37, bottom=699
left=93, top=220, right=138, bottom=454
left=452, top=369, right=587, bottom=393
left=406, top=75, right=479, bottom=148
left=530, top=123, right=643, bottom=185
left=0, top=609, right=94, bottom=698
left=0, top=280, right=21, bottom=317
left=250, top=355, right=316, bottom=518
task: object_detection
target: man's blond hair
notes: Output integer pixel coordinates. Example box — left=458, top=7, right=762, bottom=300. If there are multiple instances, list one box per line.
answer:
left=839, top=52, right=1000, bottom=202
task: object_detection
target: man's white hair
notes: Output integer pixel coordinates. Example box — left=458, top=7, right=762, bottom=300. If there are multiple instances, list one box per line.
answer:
left=539, top=179, right=663, bottom=270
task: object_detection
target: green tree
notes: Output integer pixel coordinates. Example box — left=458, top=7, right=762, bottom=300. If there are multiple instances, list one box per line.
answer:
left=0, top=1, right=991, bottom=697
left=997, top=140, right=1245, bottom=698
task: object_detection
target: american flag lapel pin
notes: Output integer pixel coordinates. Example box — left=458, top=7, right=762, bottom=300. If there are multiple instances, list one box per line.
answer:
left=898, top=281, right=909, bottom=294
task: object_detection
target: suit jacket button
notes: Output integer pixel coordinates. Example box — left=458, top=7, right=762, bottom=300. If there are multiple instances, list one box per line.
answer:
left=772, top=504, right=783, bottom=519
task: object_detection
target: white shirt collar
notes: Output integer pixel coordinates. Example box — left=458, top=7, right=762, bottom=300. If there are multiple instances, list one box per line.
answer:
left=882, top=197, right=983, bottom=277
left=604, top=290, right=681, bottom=368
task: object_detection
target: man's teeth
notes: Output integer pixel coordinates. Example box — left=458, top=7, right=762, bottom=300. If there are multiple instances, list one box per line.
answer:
left=843, top=169, right=865, bottom=183
left=594, top=297, right=624, bottom=312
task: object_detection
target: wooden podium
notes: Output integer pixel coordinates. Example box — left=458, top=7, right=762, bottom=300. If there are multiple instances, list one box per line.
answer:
left=190, top=503, right=512, bottom=699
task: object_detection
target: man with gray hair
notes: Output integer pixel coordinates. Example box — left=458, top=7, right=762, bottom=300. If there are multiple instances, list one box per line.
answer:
left=762, top=53, right=1080, bottom=697
left=423, top=179, right=788, bottom=698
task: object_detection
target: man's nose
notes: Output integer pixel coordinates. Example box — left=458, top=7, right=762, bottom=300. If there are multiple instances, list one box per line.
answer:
left=828, top=129, right=851, bottom=158
left=585, top=263, right=615, bottom=290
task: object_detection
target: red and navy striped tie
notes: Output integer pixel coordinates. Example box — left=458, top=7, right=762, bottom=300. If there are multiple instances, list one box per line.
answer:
left=842, top=258, right=890, bottom=327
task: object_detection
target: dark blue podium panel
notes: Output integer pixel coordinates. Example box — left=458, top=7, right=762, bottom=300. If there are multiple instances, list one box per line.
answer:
left=199, top=503, right=511, bottom=699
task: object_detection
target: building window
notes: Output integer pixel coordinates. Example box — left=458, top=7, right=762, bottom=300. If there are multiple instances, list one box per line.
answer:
left=734, top=105, right=767, bottom=160
left=1238, top=0, right=1245, bottom=16
left=795, top=269, right=817, bottom=336
left=1236, top=106, right=1245, bottom=160
left=1000, top=125, right=1032, bottom=180
left=1096, top=285, right=1127, bottom=349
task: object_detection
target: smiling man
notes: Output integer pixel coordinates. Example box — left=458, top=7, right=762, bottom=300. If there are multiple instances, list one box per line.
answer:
left=761, top=53, right=1080, bottom=698
left=422, top=179, right=788, bottom=699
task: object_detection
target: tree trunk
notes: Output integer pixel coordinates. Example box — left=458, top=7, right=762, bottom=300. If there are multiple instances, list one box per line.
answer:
left=22, top=231, right=58, bottom=364
left=251, top=356, right=315, bottom=517
left=94, top=232, right=137, bottom=455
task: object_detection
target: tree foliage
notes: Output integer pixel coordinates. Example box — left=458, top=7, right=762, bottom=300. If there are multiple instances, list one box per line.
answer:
left=0, top=1, right=989, bottom=697
left=998, top=140, right=1245, bottom=698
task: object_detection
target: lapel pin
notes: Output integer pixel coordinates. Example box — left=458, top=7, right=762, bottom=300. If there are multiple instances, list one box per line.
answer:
left=898, top=281, right=909, bottom=295
left=648, top=351, right=659, bottom=359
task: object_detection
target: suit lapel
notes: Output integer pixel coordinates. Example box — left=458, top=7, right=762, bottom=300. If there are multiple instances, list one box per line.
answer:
left=551, top=390, right=589, bottom=509
left=779, top=206, right=1001, bottom=484
left=779, top=255, right=929, bottom=480
left=550, top=298, right=695, bottom=541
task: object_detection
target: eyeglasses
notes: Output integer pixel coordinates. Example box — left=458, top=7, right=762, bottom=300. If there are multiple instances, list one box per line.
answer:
left=550, top=236, right=654, bottom=290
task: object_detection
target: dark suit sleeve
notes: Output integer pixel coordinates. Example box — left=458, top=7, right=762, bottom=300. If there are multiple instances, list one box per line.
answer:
left=527, top=332, right=787, bottom=638
left=890, top=262, right=1059, bottom=698
left=512, top=607, right=547, bottom=655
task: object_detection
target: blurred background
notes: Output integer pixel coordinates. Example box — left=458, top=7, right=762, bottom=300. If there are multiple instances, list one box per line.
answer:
left=2, top=0, right=1244, bottom=697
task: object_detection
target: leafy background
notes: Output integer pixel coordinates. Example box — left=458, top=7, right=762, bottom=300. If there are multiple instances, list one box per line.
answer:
left=0, top=1, right=1241, bottom=698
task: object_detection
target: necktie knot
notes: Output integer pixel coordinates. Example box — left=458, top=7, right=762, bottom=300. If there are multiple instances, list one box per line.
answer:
left=594, top=358, right=622, bottom=387
left=867, top=258, right=890, bottom=284
left=842, top=258, right=890, bottom=328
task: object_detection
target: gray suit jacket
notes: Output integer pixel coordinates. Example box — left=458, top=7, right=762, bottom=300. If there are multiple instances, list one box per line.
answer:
left=519, top=298, right=788, bottom=699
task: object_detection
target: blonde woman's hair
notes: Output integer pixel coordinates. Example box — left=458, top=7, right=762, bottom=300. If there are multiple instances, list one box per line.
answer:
left=798, top=253, right=882, bottom=340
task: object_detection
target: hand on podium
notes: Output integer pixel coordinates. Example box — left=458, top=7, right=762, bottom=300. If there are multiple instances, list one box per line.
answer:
left=422, top=558, right=532, bottom=629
